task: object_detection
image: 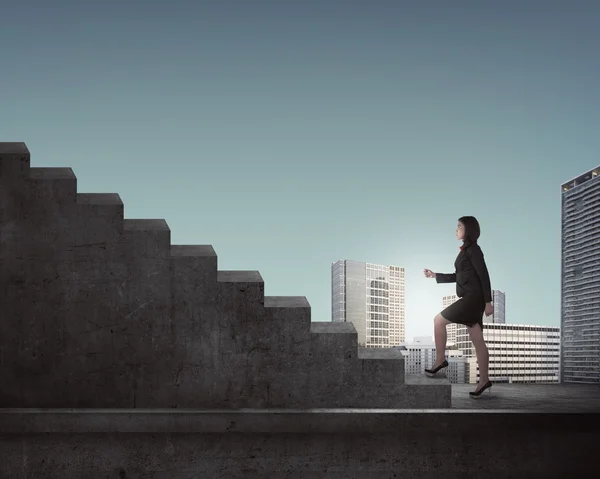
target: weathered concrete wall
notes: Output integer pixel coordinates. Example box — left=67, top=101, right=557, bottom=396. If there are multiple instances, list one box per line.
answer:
left=0, top=410, right=596, bottom=478
left=0, top=142, right=450, bottom=409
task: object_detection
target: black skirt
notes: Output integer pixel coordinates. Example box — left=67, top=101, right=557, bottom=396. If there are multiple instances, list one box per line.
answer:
left=441, top=294, right=485, bottom=329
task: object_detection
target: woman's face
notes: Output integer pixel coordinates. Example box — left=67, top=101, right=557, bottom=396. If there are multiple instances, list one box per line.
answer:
left=456, top=221, right=465, bottom=240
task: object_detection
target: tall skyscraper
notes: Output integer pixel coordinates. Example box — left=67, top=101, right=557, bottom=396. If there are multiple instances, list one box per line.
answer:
left=561, top=166, right=600, bottom=384
left=331, top=260, right=405, bottom=347
left=488, top=290, right=506, bottom=324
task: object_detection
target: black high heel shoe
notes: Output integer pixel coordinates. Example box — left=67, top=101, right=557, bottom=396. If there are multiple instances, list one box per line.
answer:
left=424, top=360, right=448, bottom=377
left=469, top=380, right=492, bottom=398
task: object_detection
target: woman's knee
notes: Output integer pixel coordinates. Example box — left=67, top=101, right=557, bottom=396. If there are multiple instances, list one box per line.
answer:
left=469, top=326, right=486, bottom=343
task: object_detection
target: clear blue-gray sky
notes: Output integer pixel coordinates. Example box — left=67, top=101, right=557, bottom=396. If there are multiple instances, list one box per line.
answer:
left=2, top=0, right=599, bottom=339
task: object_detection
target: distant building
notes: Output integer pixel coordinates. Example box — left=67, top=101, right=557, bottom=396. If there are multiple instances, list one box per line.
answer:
left=444, top=290, right=505, bottom=346
left=447, top=350, right=470, bottom=384
left=487, top=290, right=506, bottom=324
left=443, top=295, right=560, bottom=384
left=398, top=336, right=436, bottom=376
left=332, top=260, right=405, bottom=347
left=561, top=165, right=600, bottom=384
left=396, top=336, right=469, bottom=383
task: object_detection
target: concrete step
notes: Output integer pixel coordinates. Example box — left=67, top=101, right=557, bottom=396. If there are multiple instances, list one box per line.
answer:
left=262, top=297, right=312, bottom=373
left=264, top=296, right=310, bottom=308
left=171, top=245, right=218, bottom=285
left=301, top=324, right=450, bottom=408
left=217, top=270, right=264, bottom=304
left=123, top=219, right=171, bottom=258
left=303, top=323, right=450, bottom=408
left=28, top=167, right=77, bottom=205
left=118, top=219, right=174, bottom=383
left=0, top=142, right=30, bottom=181
left=75, top=192, right=124, bottom=233
left=404, top=374, right=452, bottom=405
left=264, top=296, right=311, bottom=339
left=310, top=321, right=359, bottom=353
left=217, top=270, right=264, bottom=284
left=76, top=192, right=123, bottom=205
left=170, top=245, right=220, bottom=366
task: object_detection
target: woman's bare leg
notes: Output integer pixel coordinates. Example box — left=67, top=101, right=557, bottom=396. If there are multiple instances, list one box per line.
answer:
left=468, top=323, right=489, bottom=387
left=433, top=313, right=451, bottom=367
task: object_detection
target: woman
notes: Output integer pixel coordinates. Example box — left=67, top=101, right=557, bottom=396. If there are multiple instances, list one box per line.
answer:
left=423, top=216, right=494, bottom=398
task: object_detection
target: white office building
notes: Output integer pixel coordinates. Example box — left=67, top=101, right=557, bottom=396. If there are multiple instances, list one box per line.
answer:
left=447, top=354, right=471, bottom=384
left=561, top=166, right=600, bottom=384
left=332, top=260, right=405, bottom=347
left=443, top=295, right=560, bottom=383
left=444, top=290, right=506, bottom=347
left=395, top=337, right=469, bottom=383
left=398, top=336, right=436, bottom=376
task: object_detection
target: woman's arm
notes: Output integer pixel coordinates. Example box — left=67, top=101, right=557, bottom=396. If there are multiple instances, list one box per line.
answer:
left=435, top=272, right=456, bottom=283
left=468, top=245, right=492, bottom=302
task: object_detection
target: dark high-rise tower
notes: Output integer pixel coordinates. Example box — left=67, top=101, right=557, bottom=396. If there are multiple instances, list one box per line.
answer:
left=561, top=166, right=600, bottom=383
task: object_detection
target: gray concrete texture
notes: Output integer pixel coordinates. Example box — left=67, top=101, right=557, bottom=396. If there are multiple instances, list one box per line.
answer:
left=2, top=381, right=599, bottom=477
left=0, top=408, right=597, bottom=478
left=0, top=142, right=450, bottom=409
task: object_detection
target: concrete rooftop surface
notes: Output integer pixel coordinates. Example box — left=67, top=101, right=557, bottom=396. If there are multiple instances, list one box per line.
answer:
left=450, top=380, right=600, bottom=411
left=405, top=374, right=600, bottom=411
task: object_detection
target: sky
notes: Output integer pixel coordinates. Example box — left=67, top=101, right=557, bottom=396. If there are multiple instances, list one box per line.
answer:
left=2, top=0, right=599, bottom=340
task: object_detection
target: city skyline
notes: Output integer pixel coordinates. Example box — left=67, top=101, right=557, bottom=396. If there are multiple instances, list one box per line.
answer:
left=2, top=1, right=600, bottom=339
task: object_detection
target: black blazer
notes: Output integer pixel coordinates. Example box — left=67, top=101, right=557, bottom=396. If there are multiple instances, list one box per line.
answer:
left=435, top=242, right=492, bottom=303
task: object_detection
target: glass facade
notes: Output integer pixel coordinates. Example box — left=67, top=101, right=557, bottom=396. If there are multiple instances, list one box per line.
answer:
left=344, top=260, right=367, bottom=346
left=561, top=166, right=600, bottom=384
left=331, top=260, right=405, bottom=347
left=331, top=261, right=346, bottom=323
left=490, top=290, right=506, bottom=324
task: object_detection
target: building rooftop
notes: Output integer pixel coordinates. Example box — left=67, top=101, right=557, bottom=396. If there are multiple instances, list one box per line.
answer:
left=561, top=166, right=600, bottom=191
left=448, top=380, right=600, bottom=412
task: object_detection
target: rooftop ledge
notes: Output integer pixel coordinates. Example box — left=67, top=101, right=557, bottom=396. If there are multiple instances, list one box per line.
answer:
left=1, top=407, right=597, bottom=435
left=1, top=383, right=599, bottom=434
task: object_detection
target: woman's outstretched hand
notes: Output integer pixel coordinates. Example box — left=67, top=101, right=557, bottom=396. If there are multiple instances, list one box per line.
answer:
left=485, top=302, right=494, bottom=316
left=423, top=269, right=436, bottom=279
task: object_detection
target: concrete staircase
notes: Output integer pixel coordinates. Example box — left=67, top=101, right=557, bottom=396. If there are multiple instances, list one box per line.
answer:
left=1, top=142, right=595, bottom=478
left=0, top=142, right=450, bottom=410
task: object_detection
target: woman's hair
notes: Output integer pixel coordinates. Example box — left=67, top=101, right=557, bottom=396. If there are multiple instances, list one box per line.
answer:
left=458, top=216, right=481, bottom=243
